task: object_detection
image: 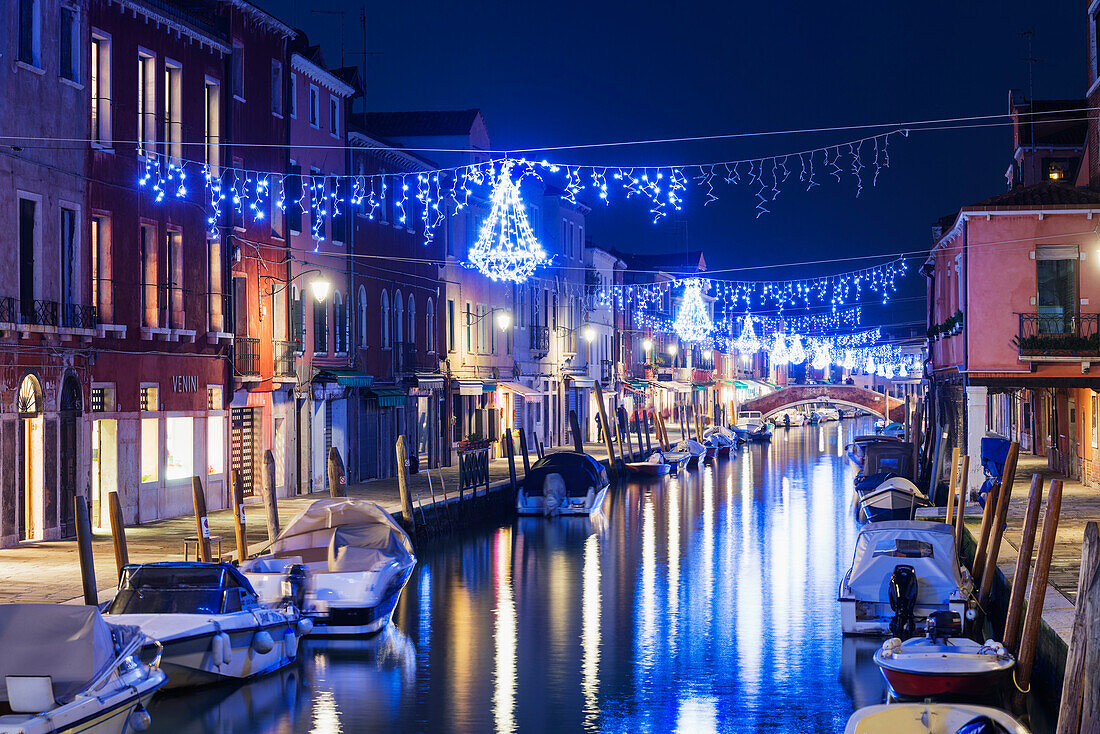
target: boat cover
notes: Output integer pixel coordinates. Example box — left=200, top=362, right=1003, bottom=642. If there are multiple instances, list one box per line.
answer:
left=0, top=604, right=116, bottom=703
left=847, top=521, right=963, bottom=605
left=862, top=443, right=914, bottom=478
left=522, top=452, right=607, bottom=497
left=674, top=439, right=706, bottom=456
left=978, top=435, right=1012, bottom=507
left=273, top=499, right=414, bottom=570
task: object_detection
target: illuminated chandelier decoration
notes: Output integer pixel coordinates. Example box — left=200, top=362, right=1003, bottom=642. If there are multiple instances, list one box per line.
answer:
left=467, top=161, right=548, bottom=284
left=733, top=314, right=761, bottom=353
left=811, top=341, right=831, bottom=370
left=842, top=350, right=856, bottom=371
left=770, top=333, right=789, bottom=364
left=787, top=333, right=807, bottom=364
left=864, top=355, right=876, bottom=374
left=672, top=281, right=714, bottom=342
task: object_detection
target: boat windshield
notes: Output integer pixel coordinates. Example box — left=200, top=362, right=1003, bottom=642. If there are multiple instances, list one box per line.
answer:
left=109, top=587, right=225, bottom=615
left=107, top=563, right=256, bottom=615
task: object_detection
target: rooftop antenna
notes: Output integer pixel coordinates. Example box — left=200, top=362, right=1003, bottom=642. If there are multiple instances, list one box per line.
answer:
left=345, top=6, right=384, bottom=113
left=1021, top=30, right=1041, bottom=185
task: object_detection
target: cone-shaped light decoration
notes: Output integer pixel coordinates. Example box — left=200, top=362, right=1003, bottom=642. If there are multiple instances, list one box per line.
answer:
left=673, top=281, right=714, bottom=343
left=770, top=333, right=789, bottom=364
left=734, top=314, right=761, bottom=353
left=864, top=355, right=876, bottom=373
left=787, top=333, right=806, bottom=364
left=842, top=350, right=855, bottom=370
left=811, top=341, right=831, bottom=370
left=468, top=161, right=548, bottom=283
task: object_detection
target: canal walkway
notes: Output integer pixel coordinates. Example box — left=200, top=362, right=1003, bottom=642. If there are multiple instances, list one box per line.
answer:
left=0, top=434, right=661, bottom=605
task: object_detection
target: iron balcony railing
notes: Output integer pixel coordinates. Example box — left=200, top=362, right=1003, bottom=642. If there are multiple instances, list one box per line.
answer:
left=392, top=341, right=419, bottom=373
left=19, top=299, right=60, bottom=327
left=1017, top=313, right=1100, bottom=356
left=529, top=326, right=550, bottom=351
left=61, top=303, right=98, bottom=329
left=234, top=337, right=260, bottom=376
left=0, top=297, right=14, bottom=323
left=274, top=340, right=296, bottom=377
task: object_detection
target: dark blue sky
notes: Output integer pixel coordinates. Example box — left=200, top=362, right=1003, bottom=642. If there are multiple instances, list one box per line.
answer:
left=260, top=0, right=1084, bottom=327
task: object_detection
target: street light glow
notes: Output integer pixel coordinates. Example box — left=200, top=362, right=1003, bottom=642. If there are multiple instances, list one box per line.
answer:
left=702, top=349, right=713, bottom=360
left=643, top=338, right=653, bottom=352
left=310, top=277, right=331, bottom=302
left=583, top=325, right=595, bottom=343
left=496, top=310, right=512, bottom=331
left=667, top=343, right=678, bottom=356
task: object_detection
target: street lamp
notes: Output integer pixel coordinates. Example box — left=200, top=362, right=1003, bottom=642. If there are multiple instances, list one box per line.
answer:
left=309, top=276, right=331, bottom=303
left=495, top=310, right=512, bottom=331
left=702, top=349, right=713, bottom=361
left=667, top=343, right=678, bottom=356
left=583, top=325, right=595, bottom=343
left=642, top=337, right=653, bottom=353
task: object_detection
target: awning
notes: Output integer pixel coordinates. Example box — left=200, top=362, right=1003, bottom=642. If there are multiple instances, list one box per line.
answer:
left=734, top=380, right=750, bottom=388
left=566, top=376, right=596, bottom=388
left=315, top=369, right=374, bottom=387
left=369, top=387, right=407, bottom=407
left=621, top=379, right=649, bottom=396
left=655, top=380, right=693, bottom=393
left=415, top=373, right=444, bottom=390
left=497, top=381, right=540, bottom=398
left=457, top=379, right=484, bottom=396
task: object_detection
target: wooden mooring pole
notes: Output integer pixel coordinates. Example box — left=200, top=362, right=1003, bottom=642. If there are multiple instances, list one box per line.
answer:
left=517, top=428, right=531, bottom=475
left=978, top=442, right=1020, bottom=608
left=261, top=449, right=280, bottom=540
left=619, top=407, right=635, bottom=461
left=1004, top=474, right=1045, bottom=654
left=191, top=475, right=212, bottom=562
left=74, top=497, right=97, bottom=606
left=505, top=430, right=518, bottom=493
left=396, top=435, right=415, bottom=531
left=594, top=383, right=618, bottom=475
left=569, top=409, right=584, bottom=453
left=230, top=469, right=249, bottom=562
left=1016, top=478, right=1064, bottom=705
left=954, top=455, right=970, bottom=556
left=945, top=447, right=960, bottom=527
left=107, top=490, right=129, bottom=577
left=972, top=481, right=999, bottom=578
left=642, top=410, right=653, bottom=453
left=1056, top=521, right=1100, bottom=734
left=328, top=446, right=346, bottom=498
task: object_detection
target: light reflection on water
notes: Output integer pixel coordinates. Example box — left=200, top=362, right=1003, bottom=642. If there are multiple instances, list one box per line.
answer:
left=147, top=419, right=885, bottom=733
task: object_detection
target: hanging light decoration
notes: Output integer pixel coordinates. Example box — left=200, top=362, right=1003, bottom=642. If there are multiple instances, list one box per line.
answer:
left=882, top=362, right=895, bottom=379
left=864, top=355, right=876, bottom=374
left=733, top=314, right=761, bottom=353
left=811, top=341, right=831, bottom=370
left=770, top=333, right=789, bottom=364
left=787, top=333, right=807, bottom=364
left=467, top=161, right=548, bottom=283
left=672, top=280, right=714, bottom=343
left=842, top=350, right=855, bottom=371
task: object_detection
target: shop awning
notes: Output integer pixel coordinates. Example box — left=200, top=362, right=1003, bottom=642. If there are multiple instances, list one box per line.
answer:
left=415, top=373, right=444, bottom=390
left=369, top=387, right=407, bottom=407
left=655, top=380, right=693, bottom=393
left=734, top=380, right=750, bottom=388
left=621, top=379, right=649, bottom=396
left=457, top=379, right=484, bottom=396
left=497, top=381, right=540, bottom=398
left=566, top=376, right=596, bottom=388
left=315, top=369, right=374, bottom=387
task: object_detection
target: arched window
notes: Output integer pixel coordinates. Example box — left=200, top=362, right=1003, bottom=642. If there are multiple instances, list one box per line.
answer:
left=17, top=374, right=43, bottom=417
left=291, top=286, right=304, bottom=352
left=426, top=299, right=435, bottom=353
left=333, top=291, right=345, bottom=353
left=394, top=289, right=404, bottom=344
left=381, top=290, right=390, bottom=348
left=407, top=295, right=415, bottom=347
left=313, top=294, right=329, bottom=355
left=358, top=285, right=367, bottom=347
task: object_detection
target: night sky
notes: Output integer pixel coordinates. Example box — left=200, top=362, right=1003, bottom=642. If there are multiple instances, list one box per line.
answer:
left=259, top=0, right=1084, bottom=328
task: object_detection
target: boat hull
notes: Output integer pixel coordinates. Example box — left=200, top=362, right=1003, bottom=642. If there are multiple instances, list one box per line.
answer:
left=839, top=598, right=969, bottom=636
left=516, top=484, right=610, bottom=516
left=877, top=666, right=1010, bottom=698
left=625, top=462, right=670, bottom=477
left=0, top=670, right=164, bottom=734
left=307, top=582, right=409, bottom=636
left=844, top=704, right=1030, bottom=734
left=857, top=488, right=926, bottom=523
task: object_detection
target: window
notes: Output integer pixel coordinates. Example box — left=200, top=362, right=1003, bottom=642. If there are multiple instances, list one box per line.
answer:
left=140, top=417, right=158, bottom=483
left=231, top=156, right=245, bottom=230
left=18, top=0, right=40, bottom=67
left=165, top=417, right=193, bottom=481
left=329, top=97, right=339, bottom=136
left=287, top=163, right=302, bottom=233
left=381, top=290, right=390, bottom=348
left=465, top=302, right=472, bottom=353
left=447, top=299, right=455, bottom=352
left=426, top=298, right=435, bottom=353
left=358, top=285, right=368, bottom=347
left=208, top=235, right=223, bottom=332
left=231, top=41, right=244, bottom=100
left=91, top=215, right=110, bottom=321
left=291, top=286, right=304, bottom=351
left=309, top=85, right=319, bottom=128
left=19, top=197, right=38, bottom=306
left=204, top=79, right=220, bottom=175
left=140, top=224, right=158, bottom=328
left=164, top=61, right=182, bottom=164
left=1045, top=158, right=1072, bottom=181
left=288, top=72, right=296, bottom=118
left=333, top=292, right=346, bottom=353
left=59, top=207, right=77, bottom=309
left=60, top=6, right=77, bottom=81
left=270, top=60, right=283, bottom=116
left=408, top=295, right=415, bottom=347
left=207, top=416, right=224, bottom=475
left=91, top=34, right=111, bottom=145
left=1036, top=245, right=1079, bottom=334
left=395, top=290, right=404, bottom=344
left=331, top=178, right=348, bottom=243
left=167, top=230, right=183, bottom=328
left=137, top=51, right=156, bottom=157
left=207, top=385, right=222, bottom=410
left=1094, top=7, right=1100, bottom=84
left=313, top=300, right=328, bottom=354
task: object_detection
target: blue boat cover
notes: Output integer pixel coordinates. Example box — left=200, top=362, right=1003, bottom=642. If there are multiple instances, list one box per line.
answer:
left=978, top=436, right=1012, bottom=508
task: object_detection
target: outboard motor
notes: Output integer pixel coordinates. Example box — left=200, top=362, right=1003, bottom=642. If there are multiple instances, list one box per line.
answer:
left=282, top=563, right=307, bottom=610
left=925, top=610, right=962, bottom=643
left=888, top=564, right=918, bottom=639
left=955, top=717, right=1011, bottom=734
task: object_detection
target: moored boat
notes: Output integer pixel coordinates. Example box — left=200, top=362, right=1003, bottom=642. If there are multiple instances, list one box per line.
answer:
left=106, top=562, right=304, bottom=689
left=625, top=452, right=672, bottom=477
left=0, top=603, right=166, bottom=734
left=673, top=439, right=707, bottom=467
left=843, top=703, right=1029, bottom=734
left=514, top=451, right=610, bottom=516
left=874, top=612, right=1014, bottom=698
left=858, top=476, right=930, bottom=523
left=241, top=499, right=416, bottom=636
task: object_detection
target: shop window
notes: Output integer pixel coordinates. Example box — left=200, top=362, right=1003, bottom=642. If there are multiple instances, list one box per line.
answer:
left=208, top=416, right=224, bottom=475
left=207, top=386, right=222, bottom=410
left=140, top=385, right=158, bottom=411
left=165, top=416, right=193, bottom=481
left=140, top=418, right=158, bottom=483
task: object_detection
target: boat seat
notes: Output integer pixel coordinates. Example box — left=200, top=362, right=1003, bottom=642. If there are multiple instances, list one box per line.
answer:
left=5, top=676, right=55, bottom=713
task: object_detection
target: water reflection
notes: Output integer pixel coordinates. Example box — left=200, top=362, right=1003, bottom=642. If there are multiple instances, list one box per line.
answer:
left=148, top=419, right=883, bottom=733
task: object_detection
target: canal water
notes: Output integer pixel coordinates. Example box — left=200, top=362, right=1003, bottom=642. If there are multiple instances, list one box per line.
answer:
left=149, top=418, right=892, bottom=733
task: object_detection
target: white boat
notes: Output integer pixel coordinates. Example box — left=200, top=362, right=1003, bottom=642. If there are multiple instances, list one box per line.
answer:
left=839, top=521, right=972, bottom=636
left=843, top=703, right=1029, bottom=734
left=0, top=603, right=166, bottom=734
left=817, top=407, right=841, bottom=422
left=858, top=476, right=930, bottom=523
left=656, top=449, right=692, bottom=473
left=775, top=409, right=806, bottom=427
left=515, top=451, right=610, bottom=516
left=733, top=410, right=765, bottom=440
left=242, top=499, right=417, bottom=636
left=106, top=562, right=304, bottom=689
left=673, top=439, right=707, bottom=466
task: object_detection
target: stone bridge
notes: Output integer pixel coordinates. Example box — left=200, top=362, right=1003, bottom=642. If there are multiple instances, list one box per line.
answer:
left=739, top=384, right=905, bottom=423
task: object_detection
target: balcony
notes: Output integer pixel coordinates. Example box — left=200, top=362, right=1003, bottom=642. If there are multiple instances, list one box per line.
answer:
left=1017, top=313, right=1100, bottom=361
left=20, top=299, right=59, bottom=327
left=529, top=326, right=549, bottom=352
left=234, top=337, right=260, bottom=377
left=274, top=340, right=296, bottom=378
left=393, top=341, right=416, bottom=374
left=0, top=298, right=99, bottom=335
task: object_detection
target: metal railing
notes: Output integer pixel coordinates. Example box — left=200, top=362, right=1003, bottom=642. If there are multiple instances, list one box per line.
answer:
left=274, top=340, right=296, bottom=377
left=19, top=299, right=59, bottom=327
left=393, top=341, right=418, bottom=373
left=529, top=326, right=549, bottom=351
left=0, top=297, right=14, bottom=323
left=601, top=359, right=613, bottom=384
left=61, top=303, right=98, bottom=329
left=234, top=337, right=260, bottom=376
left=1017, top=313, right=1100, bottom=356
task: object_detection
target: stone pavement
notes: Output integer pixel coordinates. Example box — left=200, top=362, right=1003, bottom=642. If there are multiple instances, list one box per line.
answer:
left=0, top=432, right=663, bottom=606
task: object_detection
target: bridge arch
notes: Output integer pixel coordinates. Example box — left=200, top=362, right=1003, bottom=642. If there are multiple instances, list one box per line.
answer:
left=739, top=385, right=904, bottom=423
